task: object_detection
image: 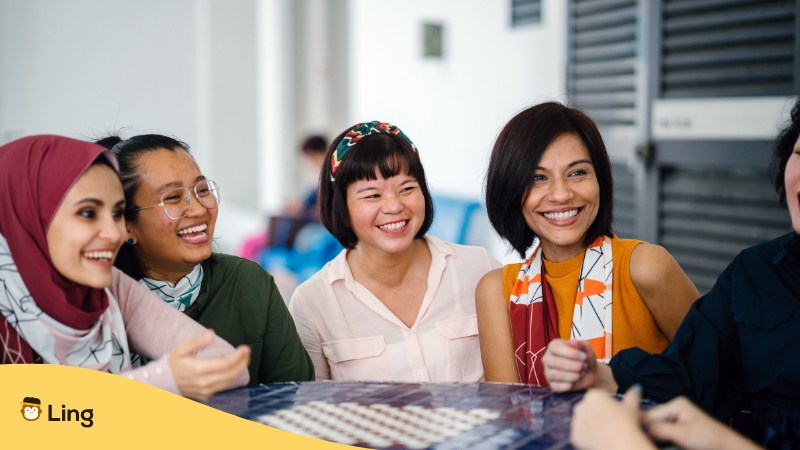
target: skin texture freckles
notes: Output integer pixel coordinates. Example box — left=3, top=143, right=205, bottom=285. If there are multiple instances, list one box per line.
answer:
left=128, top=149, right=218, bottom=284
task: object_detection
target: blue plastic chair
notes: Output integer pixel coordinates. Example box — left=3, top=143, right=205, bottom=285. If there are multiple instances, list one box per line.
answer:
left=427, top=195, right=483, bottom=245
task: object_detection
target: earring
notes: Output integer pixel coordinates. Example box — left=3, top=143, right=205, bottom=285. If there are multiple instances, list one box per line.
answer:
left=126, top=238, right=136, bottom=245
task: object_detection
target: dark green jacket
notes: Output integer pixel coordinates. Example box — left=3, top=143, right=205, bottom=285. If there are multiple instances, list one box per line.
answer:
left=186, top=253, right=314, bottom=384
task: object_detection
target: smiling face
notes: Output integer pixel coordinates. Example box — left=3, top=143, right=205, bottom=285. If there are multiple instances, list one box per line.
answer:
left=785, top=134, right=800, bottom=234
left=345, top=170, right=426, bottom=257
left=522, top=133, right=600, bottom=262
left=46, top=164, right=126, bottom=289
left=22, top=405, right=40, bottom=421
left=128, top=148, right=217, bottom=282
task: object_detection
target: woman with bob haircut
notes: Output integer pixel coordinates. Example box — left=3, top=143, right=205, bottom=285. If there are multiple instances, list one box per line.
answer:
left=476, top=101, right=698, bottom=386
left=289, top=121, right=500, bottom=382
left=544, top=97, right=800, bottom=448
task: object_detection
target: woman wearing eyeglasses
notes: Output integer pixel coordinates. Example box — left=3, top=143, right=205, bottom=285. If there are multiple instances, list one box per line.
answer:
left=96, top=134, right=314, bottom=385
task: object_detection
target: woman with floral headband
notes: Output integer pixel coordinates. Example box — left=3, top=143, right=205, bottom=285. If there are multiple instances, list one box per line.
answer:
left=96, top=134, right=314, bottom=385
left=288, top=121, right=501, bottom=381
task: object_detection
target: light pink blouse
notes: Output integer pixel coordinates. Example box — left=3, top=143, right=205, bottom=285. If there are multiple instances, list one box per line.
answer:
left=111, top=268, right=249, bottom=393
left=288, top=236, right=500, bottom=382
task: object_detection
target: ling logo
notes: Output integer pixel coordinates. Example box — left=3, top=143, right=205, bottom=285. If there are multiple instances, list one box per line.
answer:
left=19, top=396, right=94, bottom=428
left=21, top=397, right=42, bottom=421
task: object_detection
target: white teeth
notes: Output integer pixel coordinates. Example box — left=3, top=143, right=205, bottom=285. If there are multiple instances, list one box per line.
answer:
left=543, top=209, right=579, bottom=221
left=84, top=251, right=113, bottom=260
left=378, top=221, right=407, bottom=231
left=177, top=223, right=208, bottom=235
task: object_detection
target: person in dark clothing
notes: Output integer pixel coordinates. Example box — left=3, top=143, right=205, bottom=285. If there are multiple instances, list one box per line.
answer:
left=543, top=97, right=800, bottom=449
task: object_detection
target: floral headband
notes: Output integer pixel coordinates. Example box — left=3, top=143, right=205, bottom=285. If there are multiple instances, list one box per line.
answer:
left=330, top=121, right=417, bottom=182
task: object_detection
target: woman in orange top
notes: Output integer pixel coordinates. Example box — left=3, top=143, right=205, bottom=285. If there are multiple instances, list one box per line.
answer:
left=476, top=102, right=699, bottom=386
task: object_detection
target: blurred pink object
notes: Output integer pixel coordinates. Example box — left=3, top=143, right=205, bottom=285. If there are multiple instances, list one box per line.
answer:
left=238, top=233, right=268, bottom=262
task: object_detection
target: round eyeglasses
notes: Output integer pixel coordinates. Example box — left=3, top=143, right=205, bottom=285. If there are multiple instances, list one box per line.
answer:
left=135, top=180, right=221, bottom=220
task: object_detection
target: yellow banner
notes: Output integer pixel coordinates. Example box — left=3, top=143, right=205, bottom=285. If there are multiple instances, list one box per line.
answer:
left=1, top=364, right=353, bottom=449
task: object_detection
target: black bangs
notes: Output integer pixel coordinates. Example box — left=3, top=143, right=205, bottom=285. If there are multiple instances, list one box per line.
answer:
left=335, top=133, right=416, bottom=186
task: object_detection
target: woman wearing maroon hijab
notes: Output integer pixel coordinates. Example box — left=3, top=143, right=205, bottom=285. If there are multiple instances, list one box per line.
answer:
left=0, top=135, right=250, bottom=400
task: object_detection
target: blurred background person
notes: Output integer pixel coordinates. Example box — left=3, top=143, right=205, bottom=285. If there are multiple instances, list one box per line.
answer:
left=282, top=134, right=327, bottom=217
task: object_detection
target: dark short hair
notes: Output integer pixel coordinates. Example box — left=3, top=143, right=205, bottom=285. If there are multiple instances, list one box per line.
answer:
left=301, top=135, right=328, bottom=154
left=319, top=128, right=434, bottom=249
left=95, top=134, right=191, bottom=279
left=485, top=102, right=614, bottom=258
left=770, top=98, right=800, bottom=207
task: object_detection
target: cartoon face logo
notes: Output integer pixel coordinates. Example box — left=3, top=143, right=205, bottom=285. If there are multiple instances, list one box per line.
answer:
left=21, top=397, right=42, bottom=421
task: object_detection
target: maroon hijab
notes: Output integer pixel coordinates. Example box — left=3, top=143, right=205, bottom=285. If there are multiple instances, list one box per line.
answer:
left=0, top=135, right=117, bottom=363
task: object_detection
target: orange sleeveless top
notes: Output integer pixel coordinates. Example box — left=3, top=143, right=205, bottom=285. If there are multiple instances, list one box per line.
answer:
left=501, top=237, right=668, bottom=356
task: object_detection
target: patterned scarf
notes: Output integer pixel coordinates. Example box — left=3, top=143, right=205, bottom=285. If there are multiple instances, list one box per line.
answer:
left=509, top=235, right=613, bottom=386
left=330, top=121, right=417, bottom=181
left=0, top=233, right=131, bottom=371
left=139, top=264, right=204, bottom=312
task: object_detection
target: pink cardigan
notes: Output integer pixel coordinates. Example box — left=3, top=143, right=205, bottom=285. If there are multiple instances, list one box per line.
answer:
left=111, top=268, right=249, bottom=394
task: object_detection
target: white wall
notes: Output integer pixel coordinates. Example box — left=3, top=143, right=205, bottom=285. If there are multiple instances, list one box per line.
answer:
left=0, top=0, right=198, bottom=146
left=0, top=0, right=262, bottom=252
left=348, top=0, right=567, bottom=260
left=348, top=0, right=566, bottom=198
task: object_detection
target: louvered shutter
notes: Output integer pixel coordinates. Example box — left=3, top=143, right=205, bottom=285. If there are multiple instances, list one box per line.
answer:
left=661, top=0, right=797, bottom=97
left=656, top=0, right=797, bottom=293
left=659, top=166, right=791, bottom=293
left=568, top=0, right=639, bottom=127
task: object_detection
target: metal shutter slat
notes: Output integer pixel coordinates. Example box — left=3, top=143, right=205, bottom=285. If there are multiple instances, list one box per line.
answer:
left=613, top=163, right=637, bottom=239
left=574, top=40, right=636, bottom=62
left=659, top=167, right=792, bottom=294
left=574, top=23, right=636, bottom=46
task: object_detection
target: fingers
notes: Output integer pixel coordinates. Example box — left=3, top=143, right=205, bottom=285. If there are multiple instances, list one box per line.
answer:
left=645, top=421, right=683, bottom=445
left=193, top=344, right=251, bottom=374
left=181, top=346, right=251, bottom=401
left=643, top=396, right=690, bottom=425
left=543, top=340, right=587, bottom=372
left=621, top=385, right=642, bottom=413
left=572, top=339, right=598, bottom=361
left=544, top=339, right=592, bottom=391
left=642, top=397, right=691, bottom=446
left=547, top=339, right=588, bottom=361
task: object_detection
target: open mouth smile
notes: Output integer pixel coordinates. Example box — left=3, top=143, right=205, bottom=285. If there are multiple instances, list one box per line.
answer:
left=82, top=250, right=114, bottom=264
left=177, top=223, right=209, bottom=242
left=541, top=208, right=581, bottom=221
left=377, top=220, right=408, bottom=232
